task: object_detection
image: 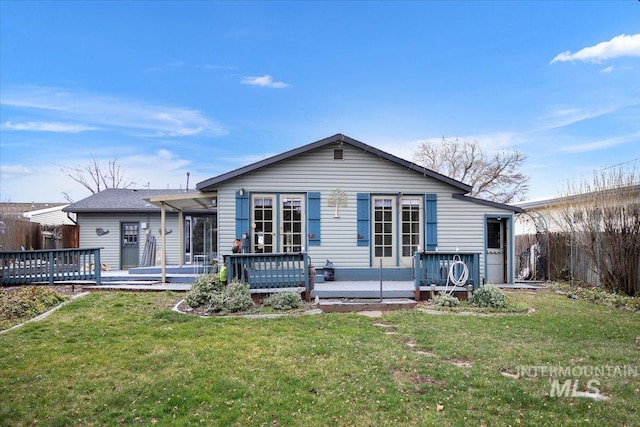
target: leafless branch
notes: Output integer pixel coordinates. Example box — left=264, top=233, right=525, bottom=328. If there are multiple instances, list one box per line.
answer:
left=413, top=138, right=529, bottom=203
left=59, top=156, right=136, bottom=199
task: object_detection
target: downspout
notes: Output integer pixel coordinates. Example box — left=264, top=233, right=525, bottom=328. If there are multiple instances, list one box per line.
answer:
left=161, top=202, right=167, bottom=283
left=178, top=210, right=184, bottom=267
left=66, top=212, right=77, bottom=225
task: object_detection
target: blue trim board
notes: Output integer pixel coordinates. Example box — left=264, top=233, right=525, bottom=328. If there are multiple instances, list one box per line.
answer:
left=483, top=214, right=514, bottom=284
left=307, top=192, right=321, bottom=246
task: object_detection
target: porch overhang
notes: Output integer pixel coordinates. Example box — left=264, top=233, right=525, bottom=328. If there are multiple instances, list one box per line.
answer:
left=146, top=191, right=217, bottom=283
left=146, top=191, right=217, bottom=212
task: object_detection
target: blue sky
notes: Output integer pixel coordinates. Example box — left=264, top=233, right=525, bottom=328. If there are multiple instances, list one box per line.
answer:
left=1, top=1, right=639, bottom=204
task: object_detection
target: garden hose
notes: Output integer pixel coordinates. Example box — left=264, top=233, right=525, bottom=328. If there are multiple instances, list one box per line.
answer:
left=443, top=254, right=469, bottom=296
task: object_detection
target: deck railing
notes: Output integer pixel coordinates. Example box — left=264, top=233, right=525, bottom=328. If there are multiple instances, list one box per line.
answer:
left=414, top=251, right=481, bottom=290
left=0, top=248, right=102, bottom=286
left=226, top=252, right=309, bottom=292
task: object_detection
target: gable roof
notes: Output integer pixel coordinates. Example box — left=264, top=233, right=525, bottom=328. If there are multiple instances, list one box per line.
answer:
left=517, top=183, right=640, bottom=211
left=0, top=202, right=67, bottom=217
left=452, top=194, right=523, bottom=213
left=63, top=188, right=200, bottom=213
left=196, top=133, right=473, bottom=193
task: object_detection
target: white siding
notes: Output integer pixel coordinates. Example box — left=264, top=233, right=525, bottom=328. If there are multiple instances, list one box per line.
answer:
left=24, top=206, right=76, bottom=225
left=77, top=213, right=181, bottom=269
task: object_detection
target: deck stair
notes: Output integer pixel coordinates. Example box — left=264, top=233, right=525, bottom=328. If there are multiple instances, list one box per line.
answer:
left=99, top=265, right=202, bottom=284
left=311, top=281, right=416, bottom=299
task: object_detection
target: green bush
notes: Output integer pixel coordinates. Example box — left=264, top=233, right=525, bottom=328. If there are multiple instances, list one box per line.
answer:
left=431, top=293, right=460, bottom=307
left=206, top=281, right=253, bottom=314
left=263, top=291, right=303, bottom=311
left=0, top=286, right=68, bottom=327
left=471, top=284, right=507, bottom=308
left=184, top=273, right=224, bottom=308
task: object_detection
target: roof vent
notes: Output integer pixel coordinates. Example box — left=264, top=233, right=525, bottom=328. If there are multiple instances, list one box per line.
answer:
left=334, top=148, right=344, bottom=160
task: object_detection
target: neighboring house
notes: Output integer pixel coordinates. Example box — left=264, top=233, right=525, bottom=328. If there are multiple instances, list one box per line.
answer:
left=146, top=134, right=523, bottom=284
left=515, top=183, right=640, bottom=234
left=514, top=183, right=640, bottom=284
left=0, top=202, right=72, bottom=224
left=63, top=189, right=216, bottom=270
left=22, top=204, right=76, bottom=226
left=0, top=202, right=76, bottom=249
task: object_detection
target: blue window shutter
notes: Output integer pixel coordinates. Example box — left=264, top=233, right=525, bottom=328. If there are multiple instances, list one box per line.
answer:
left=307, top=192, right=321, bottom=246
left=235, top=191, right=249, bottom=243
left=357, top=193, right=370, bottom=247
left=425, top=194, right=438, bottom=250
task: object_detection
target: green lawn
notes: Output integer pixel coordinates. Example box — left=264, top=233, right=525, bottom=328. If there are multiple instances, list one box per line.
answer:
left=1, top=290, right=638, bottom=426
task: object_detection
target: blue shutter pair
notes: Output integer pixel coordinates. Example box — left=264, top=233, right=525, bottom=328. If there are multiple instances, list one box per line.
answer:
left=235, top=191, right=323, bottom=248
left=235, top=191, right=437, bottom=250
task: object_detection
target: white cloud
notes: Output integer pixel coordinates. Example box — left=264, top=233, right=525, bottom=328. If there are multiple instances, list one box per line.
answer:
left=241, top=75, right=288, bottom=88
left=538, top=105, right=619, bottom=130
left=0, top=85, right=226, bottom=138
left=557, top=131, right=640, bottom=153
left=0, top=164, right=34, bottom=178
left=600, top=66, right=614, bottom=73
left=551, top=33, right=640, bottom=64
left=2, top=121, right=98, bottom=133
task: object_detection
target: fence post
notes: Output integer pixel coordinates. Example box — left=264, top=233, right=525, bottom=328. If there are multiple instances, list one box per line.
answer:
left=94, top=249, right=102, bottom=286
left=379, top=259, right=383, bottom=302
left=48, top=251, right=55, bottom=285
left=303, top=252, right=310, bottom=301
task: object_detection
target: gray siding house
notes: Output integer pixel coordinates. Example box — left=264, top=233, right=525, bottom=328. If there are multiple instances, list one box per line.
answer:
left=65, top=134, right=523, bottom=283
left=190, top=134, right=522, bottom=284
left=63, top=189, right=216, bottom=270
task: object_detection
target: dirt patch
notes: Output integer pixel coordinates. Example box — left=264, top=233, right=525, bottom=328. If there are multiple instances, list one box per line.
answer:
left=175, top=299, right=318, bottom=317
left=393, top=370, right=447, bottom=394
left=500, top=369, right=519, bottom=379
left=450, top=359, right=473, bottom=368
left=1, top=284, right=86, bottom=297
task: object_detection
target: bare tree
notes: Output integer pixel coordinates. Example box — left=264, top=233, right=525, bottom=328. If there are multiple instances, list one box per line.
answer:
left=60, top=157, right=135, bottom=201
left=413, top=138, right=529, bottom=203
left=557, top=167, right=640, bottom=296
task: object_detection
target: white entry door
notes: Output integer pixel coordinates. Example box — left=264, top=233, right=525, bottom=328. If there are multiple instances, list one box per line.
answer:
left=281, top=195, right=304, bottom=253
left=400, top=197, right=422, bottom=267
left=486, top=219, right=505, bottom=283
left=372, top=196, right=395, bottom=267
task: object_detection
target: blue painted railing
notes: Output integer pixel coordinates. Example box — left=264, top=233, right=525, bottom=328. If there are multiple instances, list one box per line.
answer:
left=227, top=252, right=309, bottom=292
left=0, top=248, right=102, bottom=286
left=414, top=251, right=481, bottom=290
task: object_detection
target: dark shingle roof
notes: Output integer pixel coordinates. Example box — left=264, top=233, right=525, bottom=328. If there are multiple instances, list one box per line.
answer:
left=196, top=133, right=473, bottom=193
left=63, top=188, right=196, bottom=213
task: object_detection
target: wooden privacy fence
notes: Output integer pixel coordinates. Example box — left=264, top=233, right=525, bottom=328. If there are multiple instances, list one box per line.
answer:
left=414, top=251, right=481, bottom=290
left=0, top=218, right=78, bottom=251
left=517, top=232, right=640, bottom=291
left=226, top=252, right=310, bottom=297
left=0, top=248, right=102, bottom=286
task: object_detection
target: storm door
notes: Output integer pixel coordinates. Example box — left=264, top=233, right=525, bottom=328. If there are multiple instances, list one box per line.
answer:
left=486, top=219, right=506, bottom=283
left=120, top=222, right=140, bottom=269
